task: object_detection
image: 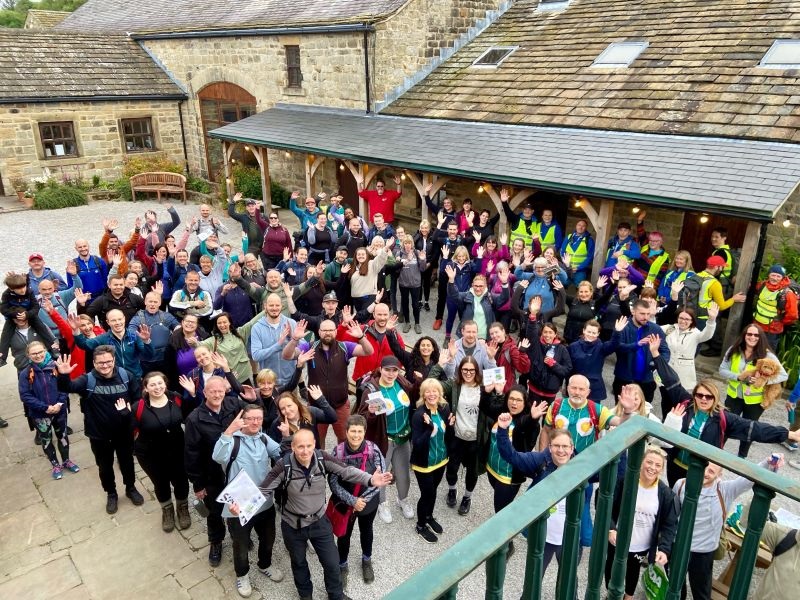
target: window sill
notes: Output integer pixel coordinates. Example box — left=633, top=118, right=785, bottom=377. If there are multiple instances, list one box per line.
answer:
left=282, top=86, right=306, bottom=97
left=38, top=156, right=83, bottom=166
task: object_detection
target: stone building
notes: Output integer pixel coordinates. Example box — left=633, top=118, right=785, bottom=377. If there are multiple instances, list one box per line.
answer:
left=0, top=29, right=186, bottom=195
left=23, top=9, right=70, bottom=29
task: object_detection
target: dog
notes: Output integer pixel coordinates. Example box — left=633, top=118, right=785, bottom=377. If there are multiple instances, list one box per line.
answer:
left=749, top=357, right=784, bottom=409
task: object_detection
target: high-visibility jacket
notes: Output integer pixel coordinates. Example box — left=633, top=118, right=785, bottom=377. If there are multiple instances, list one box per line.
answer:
left=726, top=353, right=764, bottom=405
left=509, top=218, right=537, bottom=248
left=754, top=286, right=780, bottom=327
left=637, top=247, right=670, bottom=283
left=563, top=234, right=590, bottom=270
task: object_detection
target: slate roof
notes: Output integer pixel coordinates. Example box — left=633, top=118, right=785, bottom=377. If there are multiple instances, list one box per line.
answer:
left=0, top=29, right=186, bottom=103
left=209, top=105, right=800, bottom=221
left=57, top=0, right=408, bottom=34
left=384, top=0, right=800, bottom=144
left=24, top=9, right=70, bottom=29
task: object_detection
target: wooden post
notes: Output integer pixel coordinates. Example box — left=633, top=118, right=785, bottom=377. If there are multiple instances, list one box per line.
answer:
left=590, top=199, right=615, bottom=279
left=722, top=220, right=762, bottom=352
left=405, top=172, right=450, bottom=221
left=222, top=141, right=236, bottom=200
left=254, top=146, right=272, bottom=211
left=305, top=154, right=325, bottom=199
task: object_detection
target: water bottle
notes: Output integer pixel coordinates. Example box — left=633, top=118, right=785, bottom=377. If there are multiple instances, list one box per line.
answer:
left=193, top=496, right=210, bottom=518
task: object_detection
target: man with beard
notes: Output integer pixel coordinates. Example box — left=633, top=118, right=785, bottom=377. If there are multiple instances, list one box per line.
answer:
left=250, top=293, right=297, bottom=387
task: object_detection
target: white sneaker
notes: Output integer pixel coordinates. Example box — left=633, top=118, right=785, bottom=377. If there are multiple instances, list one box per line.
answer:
left=397, top=498, right=415, bottom=519
left=258, top=565, right=284, bottom=582
left=236, top=574, right=252, bottom=598
left=377, top=501, right=393, bottom=524
left=782, top=441, right=799, bottom=452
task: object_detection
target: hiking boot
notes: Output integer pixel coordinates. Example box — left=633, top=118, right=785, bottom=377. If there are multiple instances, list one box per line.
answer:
left=414, top=323, right=422, bottom=334
left=208, top=541, right=223, bottom=567
left=362, top=558, right=375, bottom=584
left=458, top=496, right=472, bottom=516
left=403, top=322, right=412, bottom=333
left=397, top=497, right=415, bottom=519
left=423, top=301, right=430, bottom=312
left=106, top=493, right=119, bottom=514
left=444, top=334, right=451, bottom=346
left=416, top=524, right=438, bottom=543
left=126, top=486, right=145, bottom=506
left=377, top=501, right=393, bottom=524
left=398, top=314, right=405, bottom=324
left=340, top=564, right=348, bottom=589
left=427, top=516, right=443, bottom=535
left=782, top=441, right=798, bottom=452
left=51, top=465, right=63, bottom=480
left=446, top=489, right=457, bottom=508
left=33, top=431, right=43, bottom=445
left=432, top=319, right=442, bottom=330
left=175, top=499, right=192, bottom=530
left=161, top=503, right=176, bottom=532
left=62, top=459, right=80, bottom=473
left=0, top=417, right=8, bottom=428
left=258, top=565, right=284, bottom=582
left=235, top=574, right=252, bottom=598
left=66, top=426, right=73, bottom=435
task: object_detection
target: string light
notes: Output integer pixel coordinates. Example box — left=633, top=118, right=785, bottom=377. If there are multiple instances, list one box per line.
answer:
left=700, top=214, right=709, bottom=224
left=231, top=159, right=237, bottom=164
left=574, top=198, right=582, bottom=208
left=401, top=173, right=406, bottom=181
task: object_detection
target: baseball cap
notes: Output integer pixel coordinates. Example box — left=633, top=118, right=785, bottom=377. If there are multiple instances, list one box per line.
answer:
left=244, top=198, right=257, bottom=206
left=28, top=253, right=44, bottom=261
left=380, top=356, right=401, bottom=369
left=523, top=201, right=535, bottom=210
left=322, top=292, right=338, bottom=303
left=336, top=246, right=349, bottom=254
left=706, top=255, right=726, bottom=268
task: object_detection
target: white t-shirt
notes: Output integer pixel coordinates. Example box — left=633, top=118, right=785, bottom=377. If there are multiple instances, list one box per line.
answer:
left=454, top=386, right=481, bottom=441
left=629, top=484, right=660, bottom=552
left=546, top=497, right=567, bottom=545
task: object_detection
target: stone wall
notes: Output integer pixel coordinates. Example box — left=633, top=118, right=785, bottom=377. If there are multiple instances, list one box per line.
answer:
left=0, top=99, right=184, bottom=190
left=372, top=0, right=504, bottom=104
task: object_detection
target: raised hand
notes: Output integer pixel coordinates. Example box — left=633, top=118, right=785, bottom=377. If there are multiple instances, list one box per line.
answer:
left=296, top=347, right=315, bottom=368
left=292, top=320, right=307, bottom=341
left=670, top=403, right=686, bottom=418
left=499, top=188, right=510, bottom=203
left=224, top=410, right=246, bottom=436
left=55, top=354, right=76, bottom=374
left=707, top=301, right=720, bottom=320
left=437, top=211, right=446, bottom=227
left=387, top=313, right=399, bottom=330
left=596, top=275, right=608, bottom=289
left=340, top=262, right=351, bottom=274
left=477, top=246, right=485, bottom=259
left=153, top=280, right=164, bottom=296
left=385, top=237, right=395, bottom=249
left=486, top=340, right=499, bottom=360
left=279, top=323, right=291, bottom=345
left=552, top=279, right=564, bottom=291
left=291, top=190, right=301, bottom=200
left=178, top=375, right=196, bottom=396
left=529, top=295, right=542, bottom=315
left=67, top=313, right=82, bottom=332
left=445, top=264, right=456, bottom=282
left=41, top=298, right=54, bottom=313
left=136, top=324, right=151, bottom=343
left=65, top=260, right=77, bottom=276
left=618, top=385, right=639, bottom=414
left=346, top=321, right=364, bottom=339
left=283, top=247, right=291, bottom=261
left=370, top=466, right=393, bottom=487
left=614, top=315, right=629, bottom=332
left=393, top=174, right=402, bottom=185
left=278, top=417, right=291, bottom=437
left=643, top=280, right=654, bottom=289
left=115, top=398, right=130, bottom=412
left=530, top=401, right=548, bottom=420
left=441, top=245, right=450, bottom=260
left=423, top=413, right=431, bottom=425
left=499, top=232, right=508, bottom=246
left=315, top=261, right=325, bottom=277
left=211, top=352, right=230, bottom=371
left=307, top=385, right=323, bottom=400
left=646, top=333, right=662, bottom=356
left=518, top=279, right=530, bottom=289
left=473, top=231, right=482, bottom=245
left=497, top=412, right=512, bottom=428
left=448, top=337, right=457, bottom=359
left=518, top=337, right=531, bottom=350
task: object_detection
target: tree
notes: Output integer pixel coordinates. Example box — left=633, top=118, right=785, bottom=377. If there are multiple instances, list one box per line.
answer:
left=0, top=0, right=87, bottom=28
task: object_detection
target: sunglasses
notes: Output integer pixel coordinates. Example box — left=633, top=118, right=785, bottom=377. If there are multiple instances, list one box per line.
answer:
left=461, top=368, right=476, bottom=373
left=745, top=333, right=760, bottom=338
left=694, top=392, right=714, bottom=401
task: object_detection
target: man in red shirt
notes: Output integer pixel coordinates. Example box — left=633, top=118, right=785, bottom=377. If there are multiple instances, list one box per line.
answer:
left=358, top=174, right=403, bottom=223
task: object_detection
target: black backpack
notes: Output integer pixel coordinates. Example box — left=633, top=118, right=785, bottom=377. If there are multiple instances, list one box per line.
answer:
left=274, top=449, right=328, bottom=519
left=679, top=273, right=705, bottom=312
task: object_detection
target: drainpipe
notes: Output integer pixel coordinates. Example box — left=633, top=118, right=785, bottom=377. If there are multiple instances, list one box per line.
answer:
left=363, top=26, right=372, bottom=114
left=177, top=100, right=189, bottom=175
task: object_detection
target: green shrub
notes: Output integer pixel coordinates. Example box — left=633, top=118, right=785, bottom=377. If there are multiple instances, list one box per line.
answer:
left=122, top=154, right=184, bottom=178
left=187, top=175, right=212, bottom=194
left=270, top=180, right=291, bottom=208
left=33, top=185, right=88, bottom=210
left=113, top=178, right=132, bottom=201
left=231, top=165, right=262, bottom=200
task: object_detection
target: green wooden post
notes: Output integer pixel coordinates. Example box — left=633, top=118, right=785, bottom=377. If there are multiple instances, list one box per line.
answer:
left=436, top=587, right=458, bottom=600
left=607, top=437, right=646, bottom=599
left=585, top=458, right=621, bottom=600
left=522, top=516, right=548, bottom=600
left=484, top=545, right=508, bottom=600
left=666, top=454, right=708, bottom=600
left=727, top=484, right=776, bottom=600
left=557, top=486, right=586, bottom=600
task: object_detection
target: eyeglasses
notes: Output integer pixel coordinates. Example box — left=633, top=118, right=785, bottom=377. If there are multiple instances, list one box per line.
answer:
left=550, top=444, right=572, bottom=451
left=694, top=392, right=714, bottom=401
left=243, top=417, right=263, bottom=422
left=745, top=332, right=760, bottom=338
left=461, top=368, right=476, bottom=373
left=94, top=360, right=114, bottom=366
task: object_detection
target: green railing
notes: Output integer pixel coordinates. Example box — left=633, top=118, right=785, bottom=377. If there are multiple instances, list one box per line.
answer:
left=385, top=416, right=800, bottom=600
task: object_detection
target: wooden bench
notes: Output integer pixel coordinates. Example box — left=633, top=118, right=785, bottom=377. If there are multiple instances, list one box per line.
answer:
left=130, top=172, right=187, bottom=203
left=711, top=527, right=773, bottom=599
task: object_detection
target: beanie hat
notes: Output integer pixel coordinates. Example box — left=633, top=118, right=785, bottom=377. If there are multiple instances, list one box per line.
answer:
left=769, top=264, right=786, bottom=276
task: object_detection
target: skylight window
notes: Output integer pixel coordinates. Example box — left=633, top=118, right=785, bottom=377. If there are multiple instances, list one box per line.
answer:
left=538, top=0, right=571, bottom=11
left=759, top=40, right=800, bottom=69
left=591, top=41, right=649, bottom=68
left=472, top=46, right=518, bottom=68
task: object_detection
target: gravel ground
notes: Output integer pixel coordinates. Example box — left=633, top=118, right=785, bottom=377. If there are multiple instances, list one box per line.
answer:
left=1, top=199, right=798, bottom=598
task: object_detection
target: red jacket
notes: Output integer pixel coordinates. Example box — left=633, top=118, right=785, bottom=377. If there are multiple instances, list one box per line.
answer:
left=262, top=225, right=292, bottom=256
left=755, top=277, right=799, bottom=334
left=359, top=189, right=401, bottom=223
left=48, top=309, right=104, bottom=378
left=339, top=321, right=405, bottom=382
left=495, top=336, right=531, bottom=393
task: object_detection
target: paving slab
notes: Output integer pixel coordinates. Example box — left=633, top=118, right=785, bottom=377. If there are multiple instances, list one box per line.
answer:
left=0, top=462, right=42, bottom=517
left=0, top=503, right=62, bottom=560
left=116, top=574, right=191, bottom=600
left=174, top=559, right=214, bottom=590
left=71, top=512, right=196, bottom=598
left=0, top=555, right=81, bottom=599
left=37, top=465, right=113, bottom=533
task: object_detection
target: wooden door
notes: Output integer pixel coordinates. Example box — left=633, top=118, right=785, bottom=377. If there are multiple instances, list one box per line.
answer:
left=678, top=212, right=749, bottom=270
left=335, top=160, right=358, bottom=207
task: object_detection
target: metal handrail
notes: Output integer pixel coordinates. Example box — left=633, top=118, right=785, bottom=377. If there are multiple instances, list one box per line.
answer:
left=385, top=415, right=800, bottom=600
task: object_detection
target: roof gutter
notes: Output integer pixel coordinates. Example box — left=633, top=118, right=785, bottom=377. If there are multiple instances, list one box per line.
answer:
left=207, top=130, right=777, bottom=222
left=132, top=23, right=375, bottom=41
left=0, top=93, right=187, bottom=105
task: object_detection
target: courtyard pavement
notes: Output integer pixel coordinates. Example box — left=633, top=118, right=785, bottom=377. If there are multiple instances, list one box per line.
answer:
left=0, top=199, right=796, bottom=599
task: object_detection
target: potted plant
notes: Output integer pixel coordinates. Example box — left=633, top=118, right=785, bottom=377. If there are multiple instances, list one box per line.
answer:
left=11, top=176, right=27, bottom=202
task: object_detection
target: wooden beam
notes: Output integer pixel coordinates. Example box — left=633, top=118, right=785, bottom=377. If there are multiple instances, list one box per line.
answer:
left=305, top=154, right=325, bottom=198
left=222, top=141, right=235, bottom=200
left=591, top=199, right=615, bottom=278
left=260, top=147, right=272, bottom=211
left=722, top=220, right=762, bottom=351
left=406, top=172, right=451, bottom=221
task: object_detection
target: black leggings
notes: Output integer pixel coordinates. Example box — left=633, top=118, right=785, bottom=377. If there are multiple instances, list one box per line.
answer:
left=136, top=447, right=189, bottom=503
left=421, top=265, right=434, bottom=303
left=604, top=543, right=647, bottom=596
left=682, top=549, right=715, bottom=600
left=400, top=286, right=421, bottom=324
left=337, top=505, right=377, bottom=563
left=724, top=395, right=764, bottom=458
left=33, top=412, right=69, bottom=466
left=487, top=472, right=520, bottom=513
left=446, top=437, right=479, bottom=492
left=414, top=464, right=446, bottom=527
left=435, top=275, right=449, bottom=320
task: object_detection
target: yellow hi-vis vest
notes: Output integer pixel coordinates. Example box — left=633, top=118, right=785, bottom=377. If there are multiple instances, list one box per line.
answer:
left=640, top=247, right=670, bottom=282
left=564, top=235, right=589, bottom=268
left=693, top=272, right=716, bottom=321
left=509, top=218, right=537, bottom=248
left=726, top=353, right=764, bottom=405
left=538, top=222, right=557, bottom=246
left=754, top=286, right=780, bottom=326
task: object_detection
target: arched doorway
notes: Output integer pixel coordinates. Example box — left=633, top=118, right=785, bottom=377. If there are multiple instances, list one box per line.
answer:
left=198, top=82, right=257, bottom=181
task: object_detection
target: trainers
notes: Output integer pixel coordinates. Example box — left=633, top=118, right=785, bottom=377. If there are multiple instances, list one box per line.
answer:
left=362, top=558, right=375, bottom=584
left=106, top=493, right=119, bottom=514
left=414, top=324, right=422, bottom=334
left=427, top=516, right=443, bottom=535
left=432, top=319, right=442, bottom=330
left=446, top=489, right=457, bottom=508
left=235, top=574, right=252, bottom=598
left=402, top=322, right=412, bottom=333
left=782, top=441, right=798, bottom=452
left=208, top=541, right=222, bottom=567
left=126, top=486, right=145, bottom=506
left=458, top=496, right=472, bottom=516
left=397, top=498, right=415, bottom=519
left=51, top=465, right=63, bottom=480
left=258, top=565, right=284, bottom=582
left=423, top=301, right=430, bottom=312
left=62, top=459, right=80, bottom=473
left=377, top=501, right=393, bottom=524
left=416, top=524, right=438, bottom=543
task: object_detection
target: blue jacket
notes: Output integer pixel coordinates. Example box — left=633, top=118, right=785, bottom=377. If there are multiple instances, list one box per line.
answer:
left=614, top=321, right=670, bottom=383
left=213, top=431, right=282, bottom=516
left=513, top=269, right=557, bottom=314
left=18, top=360, right=69, bottom=419
left=74, top=331, right=154, bottom=378
left=568, top=336, right=619, bottom=401
left=213, top=286, right=255, bottom=328
left=560, top=232, right=595, bottom=272
left=447, top=282, right=509, bottom=335
left=604, top=235, right=641, bottom=267
left=367, top=224, right=396, bottom=244
left=127, top=309, right=180, bottom=361
left=68, top=255, right=108, bottom=299
left=37, top=274, right=82, bottom=334
left=250, top=314, right=297, bottom=387
left=28, top=267, right=67, bottom=292
left=289, top=199, right=322, bottom=230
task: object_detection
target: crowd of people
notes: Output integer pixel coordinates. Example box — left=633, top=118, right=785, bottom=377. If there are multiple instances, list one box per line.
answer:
left=2, top=182, right=800, bottom=600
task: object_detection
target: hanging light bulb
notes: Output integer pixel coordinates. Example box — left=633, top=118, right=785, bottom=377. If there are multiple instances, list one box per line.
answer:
left=401, top=173, right=406, bottom=181
left=244, top=145, right=250, bottom=151
left=783, top=216, right=792, bottom=228
left=632, top=206, right=640, bottom=214
left=284, top=151, right=291, bottom=159
left=574, top=198, right=582, bottom=208
left=231, top=158, right=237, bottom=164
left=478, top=184, right=485, bottom=194
left=339, top=164, right=345, bottom=171
left=700, top=214, right=709, bottom=224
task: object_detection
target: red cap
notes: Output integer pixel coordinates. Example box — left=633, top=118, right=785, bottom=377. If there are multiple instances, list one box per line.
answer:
left=706, top=255, right=726, bottom=268
left=28, top=253, right=44, bottom=261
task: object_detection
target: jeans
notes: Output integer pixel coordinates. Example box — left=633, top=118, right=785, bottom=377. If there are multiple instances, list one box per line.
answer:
left=399, top=285, right=421, bottom=324
left=487, top=472, right=520, bottom=513
left=337, top=505, right=377, bottom=563
left=227, top=506, right=277, bottom=576
left=445, top=437, right=479, bottom=493
left=414, top=464, right=446, bottom=527
left=724, top=395, right=764, bottom=458
left=542, top=543, right=582, bottom=600
left=282, top=517, right=345, bottom=600
left=89, top=432, right=136, bottom=494
left=682, top=549, right=715, bottom=600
